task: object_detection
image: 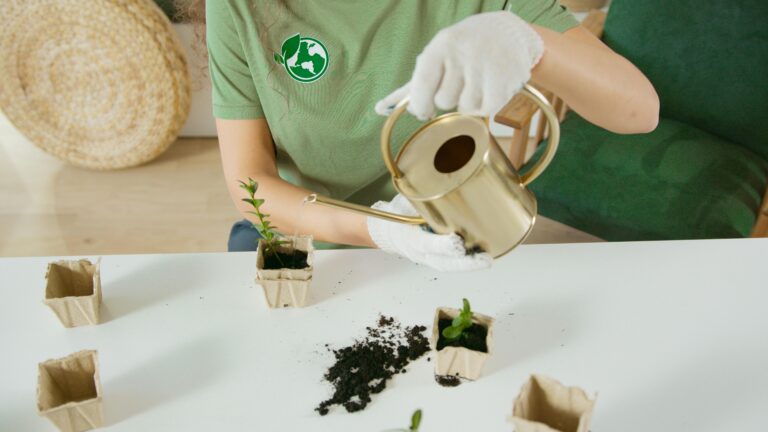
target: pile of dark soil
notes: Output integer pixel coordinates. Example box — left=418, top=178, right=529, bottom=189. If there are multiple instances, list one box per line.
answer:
left=316, top=315, right=430, bottom=415
left=435, top=318, right=488, bottom=352
left=263, top=249, right=308, bottom=270
left=435, top=374, right=462, bottom=387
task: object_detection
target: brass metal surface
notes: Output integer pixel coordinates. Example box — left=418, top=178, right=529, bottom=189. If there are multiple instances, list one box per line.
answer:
left=306, top=84, right=561, bottom=258
left=305, top=194, right=425, bottom=225
left=517, top=85, right=560, bottom=185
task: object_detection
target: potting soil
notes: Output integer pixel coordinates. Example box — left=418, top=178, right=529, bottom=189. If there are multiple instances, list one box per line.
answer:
left=436, top=318, right=488, bottom=352
left=316, top=315, right=430, bottom=415
left=263, top=249, right=308, bottom=270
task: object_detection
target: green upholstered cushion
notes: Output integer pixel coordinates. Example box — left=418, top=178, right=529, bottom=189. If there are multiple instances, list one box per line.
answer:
left=603, top=0, right=768, bottom=159
left=526, top=113, right=768, bottom=240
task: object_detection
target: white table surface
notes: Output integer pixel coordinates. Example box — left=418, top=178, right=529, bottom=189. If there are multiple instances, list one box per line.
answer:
left=2, top=239, right=767, bottom=431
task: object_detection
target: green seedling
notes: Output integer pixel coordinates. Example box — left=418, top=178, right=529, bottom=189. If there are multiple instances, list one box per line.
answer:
left=386, top=409, right=422, bottom=432
left=239, top=178, right=287, bottom=267
left=409, top=409, right=422, bottom=431
left=441, top=298, right=473, bottom=341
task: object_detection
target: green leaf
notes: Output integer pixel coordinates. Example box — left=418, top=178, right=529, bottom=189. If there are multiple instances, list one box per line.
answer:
left=274, top=52, right=284, bottom=64
left=458, top=298, right=473, bottom=326
left=441, top=326, right=462, bottom=340
left=442, top=298, right=474, bottom=341
left=281, top=33, right=302, bottom=60
left=450, top=314, right=464, bottom=327
left=410, top=409, right=422, bottom=431
left=238, top=178, right=258, bottom=196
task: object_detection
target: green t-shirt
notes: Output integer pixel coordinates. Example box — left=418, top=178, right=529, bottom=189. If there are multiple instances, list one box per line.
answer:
left=207, top=0, right=577, bottom=204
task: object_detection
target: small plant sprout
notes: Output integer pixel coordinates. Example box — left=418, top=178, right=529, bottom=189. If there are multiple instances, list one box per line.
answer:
left=442, top=298, right=473, bottom=341
left=386, top=408, right=422, bottom=432
left=239, top=177, right=287, bottom=266
left=409, top=409, right=422, bottom=432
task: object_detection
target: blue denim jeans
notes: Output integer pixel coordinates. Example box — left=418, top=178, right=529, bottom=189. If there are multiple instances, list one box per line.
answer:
left=228, top=219, right=263, bottom=252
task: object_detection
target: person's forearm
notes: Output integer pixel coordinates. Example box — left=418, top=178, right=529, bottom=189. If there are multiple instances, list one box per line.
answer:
left=530, top=25, right=659, bottom=134
left=217, top=118, right=375, bottom=248
left=230, top=174, right=375, bottom=248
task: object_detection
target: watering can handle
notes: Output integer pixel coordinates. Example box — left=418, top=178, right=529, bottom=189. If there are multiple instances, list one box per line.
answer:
left=380, top=84, right=560, bottom=186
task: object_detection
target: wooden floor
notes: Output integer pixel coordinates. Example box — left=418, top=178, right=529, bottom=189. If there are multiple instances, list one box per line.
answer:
left=0, top=113, right=600, bottom=257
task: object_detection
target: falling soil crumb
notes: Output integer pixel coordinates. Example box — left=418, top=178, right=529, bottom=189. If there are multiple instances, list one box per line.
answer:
left=315, top=314, right=430, bottom=415
left=435, top=374, right=462, bottom=387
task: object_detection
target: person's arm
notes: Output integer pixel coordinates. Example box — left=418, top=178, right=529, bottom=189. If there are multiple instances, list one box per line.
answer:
left=376, top=11, right=659, bottom=136
left=530, top=25, right=659, bottom=134
left=217, top=118, right=375, bottom=247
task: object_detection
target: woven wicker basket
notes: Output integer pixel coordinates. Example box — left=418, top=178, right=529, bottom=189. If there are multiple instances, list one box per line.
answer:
left=0, top=0, right=191, bottom=170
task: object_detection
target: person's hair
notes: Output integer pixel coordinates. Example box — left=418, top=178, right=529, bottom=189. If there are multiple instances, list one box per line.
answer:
left=177, top=0, right=292, bottom=115
left=177, top=0, right=207, bottom=59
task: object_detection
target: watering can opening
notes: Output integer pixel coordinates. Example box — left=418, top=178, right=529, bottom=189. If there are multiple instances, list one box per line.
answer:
left=434, top=135, right=476, bottom=174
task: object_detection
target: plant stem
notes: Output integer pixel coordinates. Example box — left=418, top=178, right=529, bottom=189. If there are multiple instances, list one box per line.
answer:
left=254, top=210, right=286, bottom=268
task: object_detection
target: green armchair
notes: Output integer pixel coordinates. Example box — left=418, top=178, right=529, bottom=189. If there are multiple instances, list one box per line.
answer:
left=498, top=0, right=768, bottom=240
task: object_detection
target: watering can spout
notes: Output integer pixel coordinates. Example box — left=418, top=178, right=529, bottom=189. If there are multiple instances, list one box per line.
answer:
left=304, top=193, right=426, bottom=225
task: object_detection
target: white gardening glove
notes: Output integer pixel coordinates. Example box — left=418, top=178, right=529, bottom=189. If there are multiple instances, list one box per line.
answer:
left=368, top=194, right=492, bottom=272
left=375, top=11, right=544, bottom=120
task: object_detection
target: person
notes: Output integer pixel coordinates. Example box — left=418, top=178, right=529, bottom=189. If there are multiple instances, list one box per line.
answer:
left=193, top=1, right=659, bottom=271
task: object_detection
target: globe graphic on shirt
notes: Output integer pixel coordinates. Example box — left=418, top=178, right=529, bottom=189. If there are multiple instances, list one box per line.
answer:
left=283, top=37, right=328, bottom=83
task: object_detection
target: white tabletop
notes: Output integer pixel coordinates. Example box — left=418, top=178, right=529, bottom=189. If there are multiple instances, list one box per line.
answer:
left=1, top=239, right=767, bottom=431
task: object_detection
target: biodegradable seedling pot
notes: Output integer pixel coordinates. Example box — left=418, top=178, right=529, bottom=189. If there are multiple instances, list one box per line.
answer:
left=510, top=374, right=596, bottom=432
left=256, top=235, right=314, bottom=308
left=431, top=307, right=495, bottom=380
left=37, top=350, right=103, bottom=432
left=44, top=259, right=102, bottom=327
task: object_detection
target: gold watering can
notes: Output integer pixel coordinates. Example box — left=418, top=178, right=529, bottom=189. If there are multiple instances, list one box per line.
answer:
left=306, top=85, right=560, bottom=258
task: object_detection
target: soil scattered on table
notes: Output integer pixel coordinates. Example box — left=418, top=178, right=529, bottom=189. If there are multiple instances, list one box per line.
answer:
left=435, top=374, right=462, bottom=387
left=436, top=318, right=488, bottom=352
left=316, top=315, right=430, bottom=415
left=263, top=249, right=308, bottom=270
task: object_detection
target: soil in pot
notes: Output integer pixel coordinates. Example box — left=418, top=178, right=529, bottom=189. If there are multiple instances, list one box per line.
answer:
left=316, top=315, right=430, bottom=415
left=435, top=318, right=488, bottom=352
left=263, top=249, right=308, bottom=270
